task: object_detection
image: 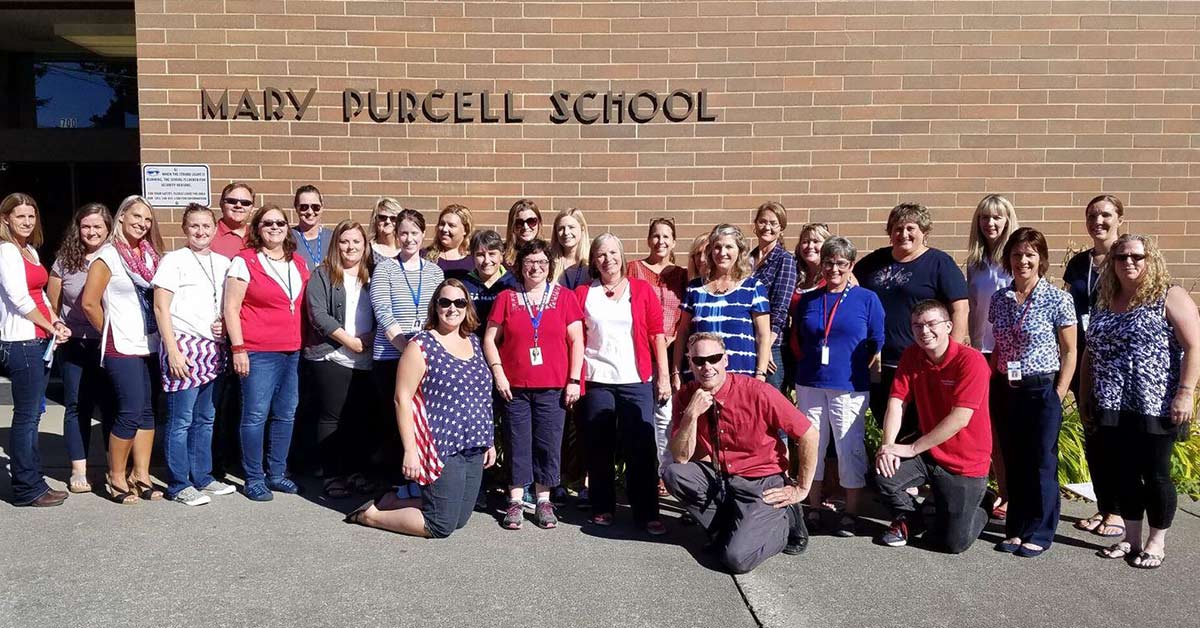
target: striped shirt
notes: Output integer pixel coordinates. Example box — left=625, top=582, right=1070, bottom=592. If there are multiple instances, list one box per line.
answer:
left=369, top=257, right=444, bottom=360
left=681, top=276, right=769, bottom=375
left=159, top=333, right=225, bottom=392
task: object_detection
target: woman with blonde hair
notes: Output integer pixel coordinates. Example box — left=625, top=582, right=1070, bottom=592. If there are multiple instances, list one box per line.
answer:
left=369, top=197, right=403, bottom=264
left=686, top=234, right=708, bottom=281
left=793, top=222, right=833, bottom=294
left=550, top=207, right=591, bottom=289
left=965, top=193, right=1019, bottom=521
left=81, top=194, right=166, bottom=504
left=503, top=198, right=543, bottom=267
left=1084, top=234, right=1199, bottom=569
left=672, top=224, right=770, bottom=389
left=750, top=202, right=797, bottom=390
left=423, top=204, right=475, bottom=281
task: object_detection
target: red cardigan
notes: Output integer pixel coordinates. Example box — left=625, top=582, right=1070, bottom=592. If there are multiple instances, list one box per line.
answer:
left=573, top=277, right=665, bottom=392
left=237, top=249, right=311, bottom=352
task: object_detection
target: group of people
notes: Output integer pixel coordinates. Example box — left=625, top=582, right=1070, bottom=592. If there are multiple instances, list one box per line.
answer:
left=1, top=188, right=1195, bottom=573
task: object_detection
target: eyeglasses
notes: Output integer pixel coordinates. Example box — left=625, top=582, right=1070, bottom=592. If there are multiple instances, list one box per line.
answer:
left=260, top=219, right=288, bottom=228
left=821, top=260, right=852, bottom=270
left=690, top=353, right=724, bottom=366
left=223, top=198, right=253, bottom=207
left=910, top=320, right=950, bottom=333
left=376, top=215, right=398, bottom=224
left=756, top=219, right=781, bottom=229
left=1114, top=253, right=1146, bottom=263
left=297, top=203, right=322, bottom=213
left=522, top=259, right=550, bottom=268
left=513, top=217, right=539, bottom=229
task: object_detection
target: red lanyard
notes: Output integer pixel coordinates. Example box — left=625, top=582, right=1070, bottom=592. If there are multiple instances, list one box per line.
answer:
left=821, top=287, right=851, bottom=346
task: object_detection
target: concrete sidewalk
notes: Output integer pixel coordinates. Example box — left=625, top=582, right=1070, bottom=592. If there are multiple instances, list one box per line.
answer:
left=2, top=404, right=1198, bottom=628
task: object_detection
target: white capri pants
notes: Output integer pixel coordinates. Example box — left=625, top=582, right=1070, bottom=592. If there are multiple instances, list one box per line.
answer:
left=795, top=385, right=869, bottom=489
left=654, top=394, right=673, bottom=475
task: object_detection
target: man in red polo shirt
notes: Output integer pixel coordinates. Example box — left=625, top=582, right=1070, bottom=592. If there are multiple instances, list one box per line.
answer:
left=874, top=299, right=993, bottom=553
left=210, top=182, right=255, bottom=258
left=665, top=332, right=819, bottom=574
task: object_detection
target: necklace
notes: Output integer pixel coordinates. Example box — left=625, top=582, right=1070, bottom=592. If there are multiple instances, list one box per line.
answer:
left=602, top=277, right=624, bottom=298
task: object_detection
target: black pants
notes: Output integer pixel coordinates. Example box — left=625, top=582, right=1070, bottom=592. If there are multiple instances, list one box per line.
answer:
left=995, top=376, right=1062, bottom=548
left=370, top=358, right=403, bottom=479
left=578, top=382, right=659, bottom=523
left=869, top=365, right=918, bottom=441
left=212, top=366, right=242, bottom=478
left=1071, top=376, right=1121, bottom=516
left=308, top=359, right=375, bottom=478
left=1104, top=424, right=1178, bottom=529
left=662, top=461, right=792, bottom=574
left=875, top=454, right=989, bottom=554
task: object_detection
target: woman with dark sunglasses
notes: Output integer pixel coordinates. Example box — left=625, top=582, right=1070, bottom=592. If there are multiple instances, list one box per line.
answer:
left=368, top=197, right=403, bottom=264
left=212, top=181, right=256, bottom=258
left=502, top=198, right=542, bottom=268
left=292, top=184, right=332, bottom=272
left=345, top=279, right=496, bottom=538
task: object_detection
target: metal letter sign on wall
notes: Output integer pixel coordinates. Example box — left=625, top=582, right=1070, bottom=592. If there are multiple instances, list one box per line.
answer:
left=199, top=88, right=717, bottom=124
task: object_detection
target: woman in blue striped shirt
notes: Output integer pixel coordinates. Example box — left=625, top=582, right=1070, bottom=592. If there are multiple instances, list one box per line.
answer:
left=672, top=224, right=770, bottom=389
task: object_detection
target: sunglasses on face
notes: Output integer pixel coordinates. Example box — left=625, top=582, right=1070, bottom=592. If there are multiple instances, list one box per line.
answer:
left=223, top=198, right=253, bottom=207
left=514, top=217, right=539, bottom=229
left=437, top=297, right=469, bottom=309
left=1114, top=253, right=1146, bottom=263
left=690, top=353, right=724, bottom=367
left=297, top=203, right=322, bottom=213
left=260, top=219, right=288, bottom=228
left=376, top=215, right=398, bottom=224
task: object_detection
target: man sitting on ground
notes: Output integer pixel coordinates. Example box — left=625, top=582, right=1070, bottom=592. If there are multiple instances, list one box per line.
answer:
left=664, top=332, right=818, bottom=574
left=874, top=299, right=993, bottom=553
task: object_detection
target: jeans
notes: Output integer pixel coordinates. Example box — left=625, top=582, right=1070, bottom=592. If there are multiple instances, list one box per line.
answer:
left=505, top=388, right=565, bottom=488
left=996, top=375, right=1063, bottom=548
left=578, top=382, right=659, bottom=523
left=164, top=376, right=222, bottom=497
left=422, top=448, right=486, bottom=538
left=875, top=454, right=989, bottom=554
left=308, top=359, right=374, bottom=478
left=2, top=339, right=52, bottom=504
left=239, top=351, right=300, bottom=486
left=103, top=354, right=159, bottom=440
left=59, top=338, right=115, bottom=461
left=765, top=343, right=785, bottom=390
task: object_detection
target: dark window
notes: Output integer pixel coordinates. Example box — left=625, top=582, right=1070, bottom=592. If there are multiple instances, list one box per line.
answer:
left=34, top=60, right=137, bottom=129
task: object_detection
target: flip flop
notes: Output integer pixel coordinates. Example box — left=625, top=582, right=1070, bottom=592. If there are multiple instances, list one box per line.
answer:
left=1094, top=523, right=1126, bottom=538
left=1097, top=541, right=1132, bottom=560
left=68, top=473, right=92, bottom=494
left=1074, top=514, right=1104, bottom=532
left=343, top=499, right=375, bottom=525
left=1132, top=551, right=1164, bottom=569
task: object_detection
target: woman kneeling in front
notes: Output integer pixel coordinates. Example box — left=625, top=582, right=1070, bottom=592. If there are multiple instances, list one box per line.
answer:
left=346, top=279, right=497, bottom=537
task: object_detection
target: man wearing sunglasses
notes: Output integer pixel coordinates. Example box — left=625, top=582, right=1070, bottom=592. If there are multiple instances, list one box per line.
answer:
left=212, top=181, right=256, bottom=258
left=663, top=332, right=818, bottom=574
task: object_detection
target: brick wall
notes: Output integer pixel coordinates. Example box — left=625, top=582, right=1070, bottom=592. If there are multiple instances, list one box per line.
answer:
left=135, top=0, right=1200, bottom=288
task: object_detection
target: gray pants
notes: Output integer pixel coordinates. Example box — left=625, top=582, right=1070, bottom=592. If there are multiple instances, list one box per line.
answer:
left=875, top=454, right=989, bottom=554
left=663, top=461, right=790, bottom=574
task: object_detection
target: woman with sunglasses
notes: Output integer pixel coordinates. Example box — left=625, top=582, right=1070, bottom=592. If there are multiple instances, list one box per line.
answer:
left=152, top=204, right=235, bottom=506
left=627, top=218, right=687, bottom=486
left=48, top=202, right=116, bottom=495
left=791, top=236, right=883, bottom=537
left=212, top=181, right=256, bottom=258
left=370, top=207, right=444, bottom=488
left=81, top=195, right=166, bottom=504
left=574, top=233, right=670, bottom=534
left=750, top=202, right=797, bottom=391
left=223, top=205, right=311, bottom=501
left=346, top=279, right=496, bottom=537
left=1064, top=195, right=1127, bottom=539
left=304, top=220, right=376, bottom=499
left=989, top=227, right=1077, bottom=558
left=1083, top=234, right=1199, bottom=570
left=550, top=207, right=592, bottom=289
left=502, top=198, right=542, bottom=268
left=1, top=193, right=71, bottom=507
left=423, top=204, right=475, bottom=282
left=292, top=184, right=332, bottom=272
left=369, top=197, right=403, bottom=264
left=484, top=239, right=584, bottom=530
left=672, top=224, right=770, bottom=390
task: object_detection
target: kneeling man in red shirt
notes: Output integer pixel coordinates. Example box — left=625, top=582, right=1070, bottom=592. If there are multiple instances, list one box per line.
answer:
left=874, top=300, right=993, bottom=552
left=665, top=332, right=819, bottom=574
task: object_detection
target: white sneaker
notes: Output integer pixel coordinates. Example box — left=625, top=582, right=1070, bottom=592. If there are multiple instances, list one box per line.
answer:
left=173, top=487, right=212, bottom=507
left=201, top=480, right=236, bottom=496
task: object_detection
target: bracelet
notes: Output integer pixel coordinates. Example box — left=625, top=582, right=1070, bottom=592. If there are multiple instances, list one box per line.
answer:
left=755, top=370, right=766, bottom=377
left=230, top=344, right=247, bottom=354
left=567, top=377, right=581, bottom=385
left=489, top=362, right=502, bottom=369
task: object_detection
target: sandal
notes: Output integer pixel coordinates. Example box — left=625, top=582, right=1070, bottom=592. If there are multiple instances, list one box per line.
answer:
left=591, top=512, right=614, bottom=526
left=1074, top=513, right=1104, bottom=532
left=1132, top=551, right=1164, bottom=570
left=657, top=479, right=669, bottom=498
left=347, top=473, right=380, bottom=495
left=343, top=499, right=375, bottom=525
left=1095, top=523, right=1126, bottom=538
left=323, top=478, right=352, bottom=499
left=133, top=482, right=164, bottom=501
left=1097, top=541, right=1132, bottom=560
left=68, top=473, right=92, bottom=494
left=104, top=482, right=140, bottom=505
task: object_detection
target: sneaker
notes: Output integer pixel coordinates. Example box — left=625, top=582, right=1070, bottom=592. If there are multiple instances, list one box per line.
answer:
left=878, top=518, right=909, bottom=547
left=535, top=501, right=558, bottom=529
left=502, top=501, right=524, bottom=530
left=576, top=487, right=591, bottom=510
left=244, top=482, right=274, bottom=502
left=172, top=487, right=212, bottom=507
left=833, top=515, right=857, bottom=538
left=267, top=478, right=301, bottom=495
left=200, top=480, right=236, bottom=496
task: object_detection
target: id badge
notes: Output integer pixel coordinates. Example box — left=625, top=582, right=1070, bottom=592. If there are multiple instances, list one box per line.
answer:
left=529, top=347, right=544, bottom=366
left=1006, top=361, right=1023, bottom=382
left=409, top=319, right=422, bottom=333
left=820, top=345, right=830, bottom=366
left=1080, top=313, right=1089, bottom=332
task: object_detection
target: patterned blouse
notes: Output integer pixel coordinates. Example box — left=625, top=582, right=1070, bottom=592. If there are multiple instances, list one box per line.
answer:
left=751, top=244, right=798, bottom=346
left=412, top=331, right=495, bottom=455
left=681, top=276, right=770, bottom=375
left=627, top=259, right=687, bottom=341
left=988, top=278, right=1076, bottom=376
left=1088, top=295, right=1183, bottom=433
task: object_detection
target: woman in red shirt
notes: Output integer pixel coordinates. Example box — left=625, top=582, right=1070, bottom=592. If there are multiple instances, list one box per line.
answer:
left=484, top=239, right=584, bottom=530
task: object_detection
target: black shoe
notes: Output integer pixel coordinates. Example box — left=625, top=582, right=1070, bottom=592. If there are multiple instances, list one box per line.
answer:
left=784, top=503, right=809, bottom=555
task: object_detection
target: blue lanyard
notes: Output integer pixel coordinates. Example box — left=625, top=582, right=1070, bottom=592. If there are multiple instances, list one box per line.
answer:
left=298, top=229, right=323, bottom=265
left=520, top=282, right=553, bottom=346
left=399, top=257, right=424, bottom=312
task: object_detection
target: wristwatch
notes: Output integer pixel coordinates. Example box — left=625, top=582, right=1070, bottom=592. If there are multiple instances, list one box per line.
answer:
left=567, top=377, right=581, bottom=385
